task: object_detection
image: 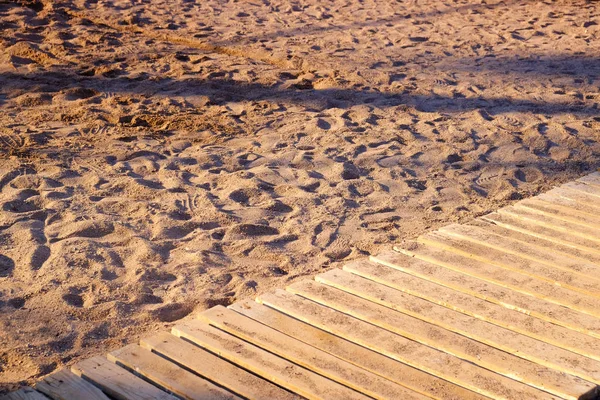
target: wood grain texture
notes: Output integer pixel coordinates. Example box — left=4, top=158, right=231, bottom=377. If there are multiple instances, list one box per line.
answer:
left=482, top=211, right=600, bottom=256
left=35, top=369, right=110, bottom=400
left=229, top=299, right=486, bottom=400
left=0, top=388, right=48, bottom=400
left=440, top=223, right=600, bottom=273
left=515, top=198, right=600, bottom=228
left=468, top=218, right=600, bottom=266
left=172, top=320, right=368, bottom=400
left=419, top=230, right=600, bottom=297
left=499, top=206, right=600, bottom=243
left=141, top=332, right=301, bottom=400
left=346, top=259, right=600, bottom=361
left=258, top=289, right=561, bottom=400
left=72, top=356, right=176, bottom=400
left=539, top=189, right=600, bottom=216
left=549, top=185, right=600, bottom=210
left=294, top=275, right=598, bottom=398
left=108, top=344, right=239, bottom=400
left=316, top=268, right=600, bottom=389
left=199, top=305, right=427, bottom=400
left=576, top=171, right=600, bottom=189
left=374, top=251, right=600, bottom=338
left=564, top=180, right=600, bottom=198
left=398, top=240, right=600, bottom=317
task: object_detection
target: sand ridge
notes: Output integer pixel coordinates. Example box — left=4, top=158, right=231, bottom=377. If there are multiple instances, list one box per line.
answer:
left=1, top=0, right=599, bottom=390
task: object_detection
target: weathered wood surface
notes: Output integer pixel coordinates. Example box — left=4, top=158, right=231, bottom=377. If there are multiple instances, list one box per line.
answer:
left=199, top=306, right=426, bottom=400
left=109, top=344, right=240, bottom=400
left=229, top=299, right=486, bottom=400
left=345, top=259, right=600, bottom=360
left=71, top=356, right=177, bottom=400
left=35, top=370, right=110, bottom=400
left=140, top=332, right=301, bottom=400
left=0, top=388, right=48, bottom=400
left=259, top=289, right=561, bottom=400
left=173, top=320, right=368, bottom=400
left=7, top=172, right=600, bottom=400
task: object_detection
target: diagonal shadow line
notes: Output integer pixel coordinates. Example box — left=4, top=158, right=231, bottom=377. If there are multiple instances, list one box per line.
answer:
left=1, top=70, right=597, bottom=116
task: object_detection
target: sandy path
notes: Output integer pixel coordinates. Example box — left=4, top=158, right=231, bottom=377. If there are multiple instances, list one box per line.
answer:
left=0, top=0, right=599, bottom=390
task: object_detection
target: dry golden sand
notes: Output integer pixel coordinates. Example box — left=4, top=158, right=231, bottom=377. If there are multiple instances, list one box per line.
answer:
left=1, top=0, right=599, bottom=391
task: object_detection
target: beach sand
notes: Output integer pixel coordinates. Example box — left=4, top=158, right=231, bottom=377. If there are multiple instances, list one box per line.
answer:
left=1, top=0, right=599, bottom=390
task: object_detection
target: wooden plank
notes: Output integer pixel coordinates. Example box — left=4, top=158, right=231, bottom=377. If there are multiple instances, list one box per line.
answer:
left=258, top=289, right=561, bottom=400
left=35, top=369, right=110, bottom=400
left=469, top=218, right=600, bottom=266
left=539, top=189, right=600, bottom=216
left=374, top=251, right=600, bottom=339
left=0, top=388, right=48, bottom=400
left=108, top=344, right=239, bottom=400
left=482, top=211, right=600, bottom=256
left=515, top=198, right=600, bottom=228
left=292, top=276, right=598, bottom=398
left=172, top=320, right=368, bottom=400
left=71, top=356, right=176, bottom=400
left=346, top=259, right=600, bottom=362
left=499, top=206, right=600, bottom=243
left=397, top=240, right=600, bottom=318
left=563, top=180, right=600, bottom=198
left=576, top=171, right=600, bottom=188
left=550, top=185, right=600, bottom=209
left=441, top=223, right=600, bottom=272
left=140, top=332, right=301, bottom=400
left=229, top=299, right=486, bottom=400
left=316, top=268, right=600, bottom=389
left=419, top=230, right=600, bottom=298
left=199, top=306, right=426, bottom=400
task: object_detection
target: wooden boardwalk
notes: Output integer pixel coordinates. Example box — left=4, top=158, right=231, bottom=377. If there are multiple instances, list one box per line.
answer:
left=5, top=172, right=600, bottom=400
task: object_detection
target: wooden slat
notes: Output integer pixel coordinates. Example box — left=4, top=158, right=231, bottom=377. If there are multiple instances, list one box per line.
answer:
left=469, top=218, right=600, bottom=266
left=71, top=356, right=176, bottom=400
left=35, top=369, right=110, bottom=400
left=108, top=344, right=239, bottom=400
left=539, top=189, right=600, bottom=216
left=550, top=185, right=600, bottom=210
left=199, top=306, right=426, bottom=400
left=482, top=211, right=600, bottom=256
left=550, top=185, right=600, bottom=207
left=441, top=222, right=600, bottom=272
left=397, top=240, right=600, bottom=318
left=229, top=299, right=486, bottom=400
left=0, top=388, right=48, bottom=400
left=172, top=320, right=368, bottom=400
left=374, top=251, right=600, bottom=338
left=564, top=180, right=600, bottom=198
left=291, top=276, right=598, bottom=399
left=316, top=268, right=600, bottom=389
left=576, top=171, right=600, bottom=188
left=419, top=230, right=600, bottom=297
left=499, top=206, right=600, bottom=243
left=141, top=332, right=300, bottom=400
left=346, top=259, right=600, bottom=362
left=258, top=289, right=560, bottom=400
left=515, top=198, right=600, bottom=228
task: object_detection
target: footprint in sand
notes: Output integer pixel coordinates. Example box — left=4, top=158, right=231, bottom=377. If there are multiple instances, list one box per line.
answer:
left=2, top=199, right=39, bottom=213
left=62, top=292, right=84, bottom=308
left=514, top=167, right=542, bottom=183
left=475, top=166, right=506, bottom=187
left=150, top=303, right=193, bottom=323
left=224, top=223, right=279, bottom=240
left=0, top=254, right=15, bottom=277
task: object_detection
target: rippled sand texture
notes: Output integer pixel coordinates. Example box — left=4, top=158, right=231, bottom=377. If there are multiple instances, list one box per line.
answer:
left=1, top=0, right=599, bottom=389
